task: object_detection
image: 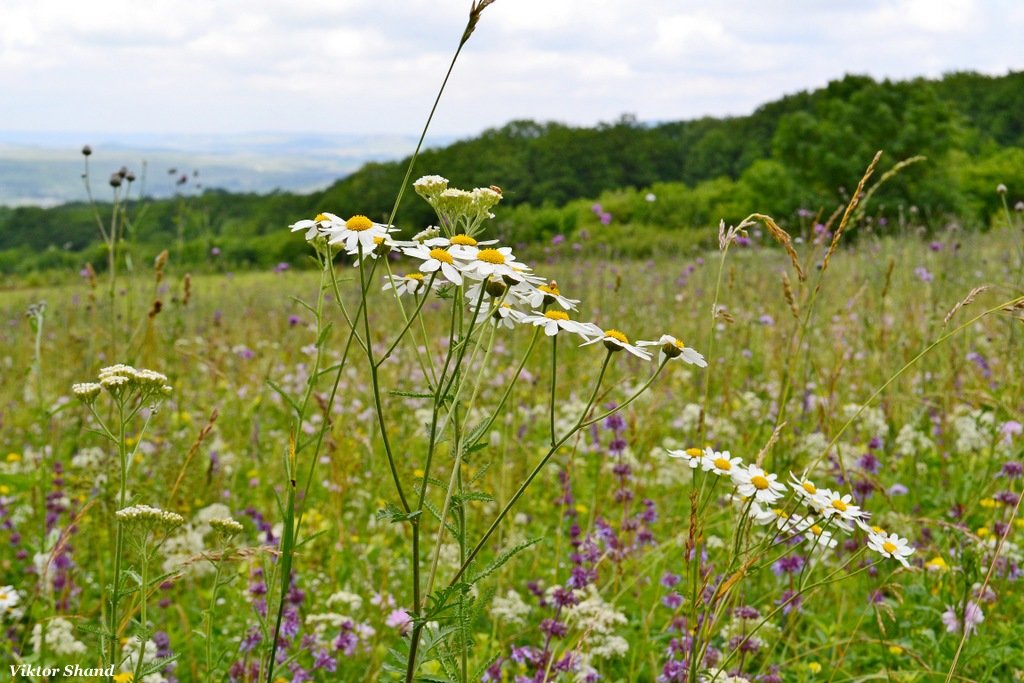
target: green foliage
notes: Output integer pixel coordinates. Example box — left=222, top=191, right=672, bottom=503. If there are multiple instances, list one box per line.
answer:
left=2, top=71, right=1023, bottom=272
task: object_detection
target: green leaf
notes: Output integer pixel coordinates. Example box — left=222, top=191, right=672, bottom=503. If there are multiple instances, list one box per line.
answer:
left=389, top=390, right=436, bottom=399
left=315, top=321, right=334, bottom=347
left=376, top=503, right=422, bottom=525
left=265, top=379, right=301, bottom=416
left=469, top=538, right=542, bottom=585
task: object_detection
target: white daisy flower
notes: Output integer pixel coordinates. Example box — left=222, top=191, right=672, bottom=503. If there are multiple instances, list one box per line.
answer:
left=476, top=303, right=527, bottom=330
left=459, top=246, right=530, bottom=283
left=636, top=335, right=707, bottom=367
left=348, top=234, right=412, bottom=261
left=700, top=449, right=743, bottom=478
left=522, top=310, right=602, bottom=341
left=383, top=273, right=438, bottom=297
left=289, top=213, right=332, bottom=241
left=425, top=233, right=497, bottom=260
left=580, top=329, right=653, bottom=360
left=324, top=214, right=396, bottom=253
left=816, top=488, right=863, bottom=524
left=747, top=501, right=782, bottom=527
left=0, top=585, right=20, bottom=614
left=516, top=281, right=579, bottom=311
left=404, top=244, right=466, bottom=285
left=465, top=278, right=530, bottom=307
left=868, top=531, right=915, bottom=568
left=734, top=465, right=787, bottom=505
left=804, top=523, right=839, bottom=551
left=509, top=268, right=548, bottom=286
left=666, top=446, right=704, bottom=469
left=789, top=473, right=821, bottom=504
left=856, top=518, right=881, bottom=535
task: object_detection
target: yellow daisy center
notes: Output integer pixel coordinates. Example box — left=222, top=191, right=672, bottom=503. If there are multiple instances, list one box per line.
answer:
left=604, top=329, right=629, bottom=344
left=810, top=524, right=823, bottom=536
left=540, top=283, right=561, bottom=296
left=476, top=248, right=506, bottom=264
left=882, top=541, right=897, bottom=554
left=713, top=457, right=732, bottom=471
left=685, top=447, right=702, bottom=457
left=773, top=508, right=788, bottom=518
left=673, top=339, right=686, bottom=349
left=404, top=273, right=424, bottom=281
left=314, top=213, right=330, bottom=222
left=429, top=248, right=454, bottom=264
left=373, top=236, right=385, bottom=244
left=450, top=234, right=478, bottom=246
left=802, top=481, right=816, bottom=495
left=872, top=525, right=885, bottom=534
left=831, top=499, right=848, bottom=512
left=346, top=215, right=374, bottom=231
left=544, top=310, right=570, bottom=321
left=751, top=475, right=770, bottom=490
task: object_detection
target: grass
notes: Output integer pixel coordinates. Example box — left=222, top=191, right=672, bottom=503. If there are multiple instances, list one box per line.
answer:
left=0, top=219, right=1022, bottom=682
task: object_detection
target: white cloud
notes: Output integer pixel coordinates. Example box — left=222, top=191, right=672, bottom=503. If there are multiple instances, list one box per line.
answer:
left=0, top=0, right=1020, bottom=136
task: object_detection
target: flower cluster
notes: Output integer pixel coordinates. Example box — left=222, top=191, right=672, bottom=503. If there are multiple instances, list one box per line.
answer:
left=73, top=364, right=173, bottom=404
left=289, top=178, right=710, bottom=369
left=115, top=504, right=186, bottom=532
left=668, top=447, right=916, bottom=568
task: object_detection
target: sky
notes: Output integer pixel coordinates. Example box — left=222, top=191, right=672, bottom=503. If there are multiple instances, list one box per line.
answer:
left=2, top=0, right=1023, bottom=140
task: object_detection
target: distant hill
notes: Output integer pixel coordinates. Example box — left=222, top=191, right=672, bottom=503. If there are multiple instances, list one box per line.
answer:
left=0, top=132, right=442, bottom=206
left=2, top=71, right=1022, bottom=271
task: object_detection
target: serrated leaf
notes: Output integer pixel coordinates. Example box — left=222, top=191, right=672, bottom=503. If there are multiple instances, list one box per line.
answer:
left=376, top=503, right=422, bottom=525
left=389, top=390, right=437, bottom=399
left=469, top=538, right=542, bottom=585
left=454, top=491, right=494, bottom=505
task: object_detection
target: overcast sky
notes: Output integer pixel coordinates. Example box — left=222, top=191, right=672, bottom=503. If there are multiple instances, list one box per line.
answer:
left=3, top=0, right=1022, bottom=139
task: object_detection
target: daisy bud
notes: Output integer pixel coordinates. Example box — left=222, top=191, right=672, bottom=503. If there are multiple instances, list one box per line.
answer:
left=662, top=341, right=684, bottom=359
left=109, top=173, right=122, bottom=188
left=996, top=183, right=1007, bottom=195
left=484, top=278, right=507, bottom=298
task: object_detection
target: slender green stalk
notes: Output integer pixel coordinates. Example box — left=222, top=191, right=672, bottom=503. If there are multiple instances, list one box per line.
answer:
left=549, top=336, right=557, bottom=447
left=448, top=350, right=614, bottom=588
left=698, top=243, right=730, bottom=443
left=132, top=534, right=150, bottom=683
left=205, top=554, right=227, bottom=676
left=807, top=294, right=1024, bottom=473
left=108, top=400, right=128, bottom=675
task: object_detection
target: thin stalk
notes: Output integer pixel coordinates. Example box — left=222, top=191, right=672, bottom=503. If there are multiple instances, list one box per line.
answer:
left=698, top=243, right=730, bottom=443
left=807, top=294, right=1024, bottom=473
left=448, top=350, right=614, bottom=588
left=132, top=535, right=150, bottom=683
left=359, top=245, right=411, bottom=513
left=107, top=401, right=128, bottom=675
left=549, top=336, right=557, bottom=447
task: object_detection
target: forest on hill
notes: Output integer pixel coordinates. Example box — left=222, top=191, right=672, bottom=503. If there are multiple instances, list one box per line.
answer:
left=2, top=70, right=1022, bottom=272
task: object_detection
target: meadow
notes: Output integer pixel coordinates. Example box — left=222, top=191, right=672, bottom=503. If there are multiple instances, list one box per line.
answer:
left=1, top=175, right=1022, bottom=683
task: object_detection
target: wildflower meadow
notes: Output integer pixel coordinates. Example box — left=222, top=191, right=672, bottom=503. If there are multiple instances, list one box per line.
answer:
left=2, top=3, right=1024, bottom=683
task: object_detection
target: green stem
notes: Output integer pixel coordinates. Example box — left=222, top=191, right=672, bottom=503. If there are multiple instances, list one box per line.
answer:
left=132, top=534, right=150, bottom=683
left=549, top=335, right=557, bottom=447
left=698, top=243, right=730, bottom=443
left=448, top=350, right=614, bottom=588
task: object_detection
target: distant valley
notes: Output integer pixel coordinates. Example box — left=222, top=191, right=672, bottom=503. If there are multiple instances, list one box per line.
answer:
left=0, top=131, right=447, bottom=207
